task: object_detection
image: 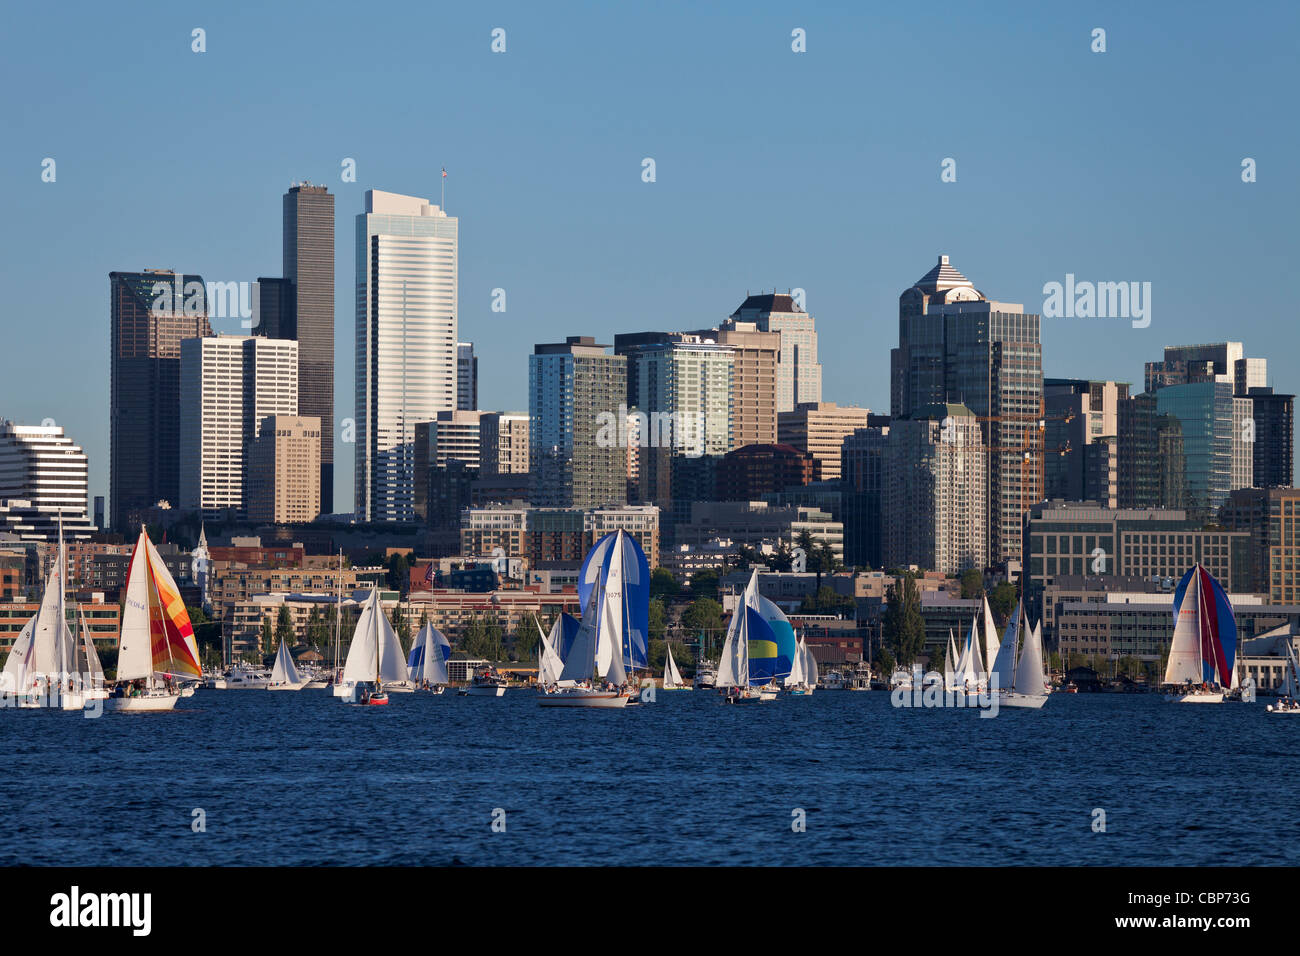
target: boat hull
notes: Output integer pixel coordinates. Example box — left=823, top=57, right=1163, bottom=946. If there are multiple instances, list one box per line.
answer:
left=1267, top=703, right=1300, bottom=713
left=1163, top=690, right=1225, bottom=703
left=266, top=682, right=307, bottom=691
left=107, top=694, right=180, bottom=712
left=464, top=684, right=506, bottom=697
left=537, top=690, right=630, bottom=708
left=1000, top=692, right=1048, bottom=709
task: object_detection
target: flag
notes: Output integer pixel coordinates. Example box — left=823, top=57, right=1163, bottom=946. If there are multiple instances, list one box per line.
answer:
left=441, top=167, right=447, bottom=178
left=423, top=562, right=434, bottom=584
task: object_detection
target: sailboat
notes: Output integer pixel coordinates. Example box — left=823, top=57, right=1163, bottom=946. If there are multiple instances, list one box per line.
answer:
left=716, top=570, right=794, bottom=703
left=408, top=621, right=452, bottom=693
left=981, top=594, right=1000, bottom=680
left=991, top=601, right=1049, bottom=709
left=1162, top=564, right=1236, bottom=703
left=579, top=529, right=650, bottom=695
left=662, top=642, right=691, bottom=690
left=267, top=634, right=306, bottom=690
left=943, top=630, right=957, bottom=692
left=950, top=617, right=987, bottom=702
left=538, top=585, right=632, bottom=708
left=63, top=605, right=109, bottom=708
left=1, top=617, right=42, bottom=708
left=339, top=589, right=408, bottom=705
left=1266, top=638, right=1300, bottom=713
left=784, top=635, right=817, bottom=696
left=107, top=527, right=204, bottom=712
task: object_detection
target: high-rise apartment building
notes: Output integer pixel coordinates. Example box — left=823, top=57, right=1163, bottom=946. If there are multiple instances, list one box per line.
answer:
left=1044, top=379, right=1129, bottom=507
left=529, top=337, right=627, bottom=509
left=841, top=426, right=889, bottom=569
left=457, top=342, right=478, bottom=411
left=1220, top=487, right=1300, bottom=602
left=110, top=270, right=212, bottom=529
left=1247, top=387, right=1295, bottom=488
left=729, top=293, right=821, bottom=413
left=0, top=421, right=92, bottom=522
left=479, top=412, right=529, bottom=475
left=246, top=414, right=321, bottom=524
left=890, top=255, right=1043, bottom=564
left=685, top=319, right=780, bottom=449
left=355, top=190, right=458, bottom=522
left=777, top=401, right=871, bottom=482
left=881, top=404, right=987, bottom=574
left=179, top=336, right=298, bottom=519
left=1116, top=392, right=1188, bottom=510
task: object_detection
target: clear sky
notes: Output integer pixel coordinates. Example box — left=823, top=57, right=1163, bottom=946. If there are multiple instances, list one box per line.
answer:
left=2, top=0, right=1296, bottom=514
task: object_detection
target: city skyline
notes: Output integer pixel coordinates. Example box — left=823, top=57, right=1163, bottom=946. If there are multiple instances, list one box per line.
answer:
left=3, top=2, right=1297, bottom=513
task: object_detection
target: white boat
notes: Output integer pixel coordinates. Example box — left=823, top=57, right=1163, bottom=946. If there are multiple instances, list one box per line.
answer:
left=63, top=604, right=109, bottom=708
left=408, top=621, right=452, bottom=693
left=107, top=527, right=204, bottom=713
left=1267, top=639, right=1300, bottom=713
left=2, top=617, right=43, bottom=708
left=991, top=602, right=1049, bottom=709
left=212, top=664, right=271, bottom=689
left=340, top=589, right=407, bottom=705
left=887, top=668, right=912, bottom=691
left=662, top=643, right=691, bottom=690
left=535, top=614, right=577, bottom=698
left=462, top=667, right=508, bottom=696
left=716, top=570, right=764, bottom=704
left=266, top=636, right=306, bottom=690
left=1161, top=564, right=1235, bottom=704
left=538, top=572, right=632, bottom=708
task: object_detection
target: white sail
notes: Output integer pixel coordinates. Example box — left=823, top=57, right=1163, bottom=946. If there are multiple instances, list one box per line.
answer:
left=664, top=644, right=683, bottom=688
left=2, top=617, right=36, bottom=693
left=969, top=618, right=986, bottom=686
left=376, top=602, right=409, bottom=684
left=982, top=594, right=999, bottom=680
left=271, top=638, right=301, bottom=685
left=425, top=625, right=451, bottom=685
left=342, top=592, right=380, bottom=683
left=717, top=571, right=757, bottom=688
left=1164, top=571, right=1203, bottom=685
left=31, top=558, right=74, bottom=680
left=1283, top=640, right=1300, bottom=697
left=559, top=588, right=602, bottom=683
left=1014, top=615, right=1047, bottom=697
left=597, top=549, right=628, bottom=686
left=116, top=533, right=155, bottom=681
left=77, top=611, right=104, bottom=679
left=992, top=601, right=1020, bottom=691
left=944, top=631, right=957, bottom=691
left=785, top=636, right=805, bottom=687
left=802, top=641, right=818, bottom=687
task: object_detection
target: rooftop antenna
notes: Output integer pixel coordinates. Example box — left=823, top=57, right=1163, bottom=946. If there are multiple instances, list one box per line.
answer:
left=441, top=166, right=447, bottom=210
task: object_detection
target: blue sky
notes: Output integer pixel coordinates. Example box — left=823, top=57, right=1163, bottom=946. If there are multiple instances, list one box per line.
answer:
left=3, top=0, right=1297, bottom=513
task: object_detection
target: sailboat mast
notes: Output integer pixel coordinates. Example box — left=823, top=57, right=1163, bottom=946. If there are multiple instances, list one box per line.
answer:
left=57, top=511, right=67, bottom=691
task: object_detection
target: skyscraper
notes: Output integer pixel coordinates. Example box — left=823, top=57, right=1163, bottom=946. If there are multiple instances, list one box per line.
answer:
left=179, top=335, right=299, bottom=519
left=1155, top=380, right=1233, bottom=523
left=246, top=414, right=322, bottom=524
left=0, top=421, right=92, bottom=521
left=529, top=337, right=627, bottom=509
left=890, top=255, right=1043, bottom=564
left=282, top=184, right=335, bottom=512
left=1247, top=387, right=1295, bottom=488
left=457, top=342, right=478, bottom=411
left=729, top=293, right=821, bottom=413
left=355, top=190, right=458, bottom=522
left=1116, top=392, right=1187, bottom=510
left=479, top=412, right=530, bottom=475
left=841, top=426, right=889, bottom=569
left=777, top=401, right=872, bottom=482
left=1043, top=379, right=1129, bottom=506
left=685, top=319, right=780, bottom=449
left=110, top=270, right=212, bottom=530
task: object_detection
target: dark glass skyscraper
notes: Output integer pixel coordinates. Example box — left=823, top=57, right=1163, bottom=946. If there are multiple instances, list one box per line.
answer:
left=1248, top=387, right=1295, bottom=488
left=282, top=184, right=335, bottom=512
left=109, top=270, right=212, bottom=530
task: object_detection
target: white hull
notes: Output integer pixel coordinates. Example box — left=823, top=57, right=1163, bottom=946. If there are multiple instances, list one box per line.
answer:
left=1000, top=692, right=1049, bottom=709
left=661, top=685, right=693, bottom=691
left=1164, top=690, right=1225, bottom=703
left=332, top=681, right=356, bottom=699
left=384, top=682, right=416, bottom=693
left=303, top=679, right=329, bottom=689
left=464, top=684, right=506, bottom=697
left=108, top=693, right=180, bottom=712
left=1266, top=703, right=1300, bottom=713
left=538, top=689, right=631, bottom=708
left=266, top=682, right=307, bottom=691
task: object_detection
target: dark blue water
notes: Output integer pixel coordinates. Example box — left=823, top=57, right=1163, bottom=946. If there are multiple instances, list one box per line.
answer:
left=3, top=689, right=1297, bottom=865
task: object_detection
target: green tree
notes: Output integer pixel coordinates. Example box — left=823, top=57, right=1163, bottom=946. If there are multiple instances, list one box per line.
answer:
left=959, top=568, right=984, bottom=599
left=882, top=573, right=925, bottom=665
left=690, top=567, right=721, bottom=601
left=305, top=607, right=329, bottom=650
left=682, top=597, right=725, bottom=657
left=187, top=604, right=221, bottom=660
left=767, top=542, right=793, bottom=572
left=274, top=605, right=295, bottom=651
left=647, top=639, right=692, bottom=677
left=875, top=646, right=896, bottom=678
left=387, top=552, right=411, bottom=594
left=799, top=585, right=856, bottom=617
left=649, top=567, right=680, bottom=601
left=390, top=603, right=412, bottom=652
left=260, top=615, right=275, bottom=657
left=648, top=597, right=667, bottom=643
left=514, top=618, right=540, bottom=662
left=989, top=581, right=1016, bottom=622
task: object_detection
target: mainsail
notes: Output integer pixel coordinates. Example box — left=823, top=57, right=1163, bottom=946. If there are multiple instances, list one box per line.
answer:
left=409, top=622, right=452, bottom=685
left=992, top=601, right=1021, bottom=691
left=784, top=635, right=805, bottom=687
left=982, top=594, right=999, bottom=679
left=664, top=644, right=683, bottom=688
left=342, top=591, right=407, bottom=684
left=2, top=618, right=36, bottom=694
left=1014, top=616, right=1046, bottom=696
left=579, top=530, right=650, bottom=670
left=271, top=637, right=301, bottom=685
left=117, top=528, right=203, bottom=682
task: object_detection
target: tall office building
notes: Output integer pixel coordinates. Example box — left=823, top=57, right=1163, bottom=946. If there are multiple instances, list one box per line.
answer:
left=614, top=333, right=732, bottom=505
left=882, top=404, right=987, bottom=574
left=1247, top=387, right=1295, bottom=487
left=282, top=184, right=335, bottom=511
left=1153, top=380, right=1233, bottom=523
left=890, top=255, right=1043, bottom=564
left=179, top=336, right=298, bottom=519
left=457, top=342, right=478, bottom=411
left=777, top=401, right=871, bottom=482
left=355, top=190, right=458, bottom=522
left=0, top=421, right=92, bottom=521
left=1044, top=379, right=1129, bottom=506
left=479, top=412, right=530, bottom=475
left=1220, top=487, right=1300, bottom=602
left=1145, top=343, right=1265, bottom=395
left=529, top=337, right=627, bottom=509
left=841, top=426, right=889, bottom=569
left=246, top=414, right=321, bottom=524
left=110, top=270, right=212, bottom=530
left=729, top=293, right=821, bottom=413
left=1116, top=392, right=1187, bottom=510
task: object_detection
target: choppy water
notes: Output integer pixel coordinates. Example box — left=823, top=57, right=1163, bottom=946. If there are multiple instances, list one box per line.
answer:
left=2, top=689, right=1296, bottom=866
